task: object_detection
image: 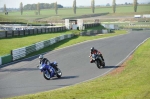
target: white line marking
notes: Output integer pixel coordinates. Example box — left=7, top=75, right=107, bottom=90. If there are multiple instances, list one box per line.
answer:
left=39, top=37, right=150, bottom=92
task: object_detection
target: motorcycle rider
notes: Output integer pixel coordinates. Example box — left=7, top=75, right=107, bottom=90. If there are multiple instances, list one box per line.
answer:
left=89, top=47, right=105, bottom=63
left=38, top=55, right=58, bottom=73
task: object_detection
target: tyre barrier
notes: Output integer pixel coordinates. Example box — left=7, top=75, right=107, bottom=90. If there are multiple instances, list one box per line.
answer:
left=0, top=33, right=74, bottom=66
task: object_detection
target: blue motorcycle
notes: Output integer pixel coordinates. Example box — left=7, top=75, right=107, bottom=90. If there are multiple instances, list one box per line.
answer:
left=37, top=61, right=62, bottom=80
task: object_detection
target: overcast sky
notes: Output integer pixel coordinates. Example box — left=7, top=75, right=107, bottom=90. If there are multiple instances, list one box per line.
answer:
left=0, top=0, right=150, bottom=8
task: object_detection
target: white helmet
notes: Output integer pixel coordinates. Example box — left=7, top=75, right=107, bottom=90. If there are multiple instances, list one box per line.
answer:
left=91, top=47, right=94, bottom=52
left=39, top=55, right=43, bottom=59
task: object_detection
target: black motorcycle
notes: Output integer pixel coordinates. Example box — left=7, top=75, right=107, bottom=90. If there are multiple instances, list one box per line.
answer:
left=90, top=54, right=105, bottom=69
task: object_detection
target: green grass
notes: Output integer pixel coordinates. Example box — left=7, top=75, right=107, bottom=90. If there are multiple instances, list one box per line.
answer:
left=0, top=24, right=120, bottom=57
left=7, top=32, right=150, bottom=99
left=102, top=22, right=150, bottom=29
left=102, top=22, right=150, bottom=25
left=0, top=31, right=72, bottom=56
left=0, top=4, right=150, bottom=22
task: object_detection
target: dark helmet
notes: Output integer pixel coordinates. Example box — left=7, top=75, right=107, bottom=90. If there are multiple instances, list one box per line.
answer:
left=91, top=47, right=94, bottom=52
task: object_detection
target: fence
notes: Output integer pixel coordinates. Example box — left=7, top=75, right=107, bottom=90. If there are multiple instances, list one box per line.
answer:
left=84, top=23, right=100, bottom=29
left=0, top=26, right=66, bottom=38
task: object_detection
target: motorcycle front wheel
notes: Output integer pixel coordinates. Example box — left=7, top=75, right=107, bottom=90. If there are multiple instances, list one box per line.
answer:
left=43, top=70, right=51, bottom=80
left=95, top=60, right=101, bottom=69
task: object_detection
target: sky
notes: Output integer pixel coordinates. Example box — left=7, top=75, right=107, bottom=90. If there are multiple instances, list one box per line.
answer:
left=0, top=0, right=150, bottom=8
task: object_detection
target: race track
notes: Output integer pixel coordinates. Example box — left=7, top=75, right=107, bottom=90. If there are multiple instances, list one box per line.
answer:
left=0, top=30, right=150, bottom=98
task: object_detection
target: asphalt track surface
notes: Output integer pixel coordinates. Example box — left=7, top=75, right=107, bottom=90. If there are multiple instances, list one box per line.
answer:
left=0, top=30, right=150, bottom=98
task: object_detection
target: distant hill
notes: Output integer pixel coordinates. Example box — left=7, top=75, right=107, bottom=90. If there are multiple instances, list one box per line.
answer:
left=24, top=3, right=63, bottom=10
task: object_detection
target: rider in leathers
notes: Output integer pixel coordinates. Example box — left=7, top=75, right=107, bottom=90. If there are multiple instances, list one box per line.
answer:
left=89, top=47, right=104, bottom=63
left=38, top=55, right=58, bottom=73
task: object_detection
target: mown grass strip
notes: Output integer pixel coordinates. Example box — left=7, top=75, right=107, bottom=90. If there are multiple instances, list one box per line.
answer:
left=0, top=4, right=150, bottom=22
left=0, top=31, right=71, bottom=56
left=7, top=33, right=150, bottom=99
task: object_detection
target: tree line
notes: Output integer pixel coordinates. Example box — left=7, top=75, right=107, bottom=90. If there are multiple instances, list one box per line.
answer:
left=23, top=3, right=63, bottom=10
left=3, top=0, right=138, bottom=15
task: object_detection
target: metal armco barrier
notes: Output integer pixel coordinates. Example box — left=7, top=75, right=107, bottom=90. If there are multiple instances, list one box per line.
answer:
left=11, top=33, right=74, bottom=61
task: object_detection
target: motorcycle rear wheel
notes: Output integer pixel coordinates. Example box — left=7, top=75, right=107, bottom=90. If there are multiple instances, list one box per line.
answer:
left=56, top=68, right=62, bottom=78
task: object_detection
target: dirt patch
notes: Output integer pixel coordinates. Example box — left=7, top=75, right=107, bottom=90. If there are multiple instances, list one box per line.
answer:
left=109, top=55, right=133, bottom=75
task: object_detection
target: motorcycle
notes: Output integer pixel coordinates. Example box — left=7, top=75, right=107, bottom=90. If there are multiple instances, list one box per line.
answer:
left=90, top=54, right=105, bottom=69
left=37, top=61, right=62, bottom=80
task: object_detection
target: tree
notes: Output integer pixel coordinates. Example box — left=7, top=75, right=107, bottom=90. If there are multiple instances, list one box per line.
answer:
left=37, top=2, right=40, bottom=15
left=20, top=2, right=23, bottom=15
left=91, top=0, right=95, bottom=13
left=125, top=2, right=128, bottom=5
left=106, top=3, right=110, bottom=6
left=112, top=0, right=116, bottom=13
left=4, top=4, right=6, bottom=13
left=54, top=1, right=58, bottom=15
left=73, top=0, right=76, bottom=14
left=23, top=3, right=63, bottom=10
left=133, top=0, right=138, bottom=12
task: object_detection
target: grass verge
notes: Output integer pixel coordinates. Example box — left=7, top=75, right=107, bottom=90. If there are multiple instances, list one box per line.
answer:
left=0, top=31, right=71, bottom=56
left=7, top=34, right=150, bottom=99
left=0, top=4, right=150, bottom=22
